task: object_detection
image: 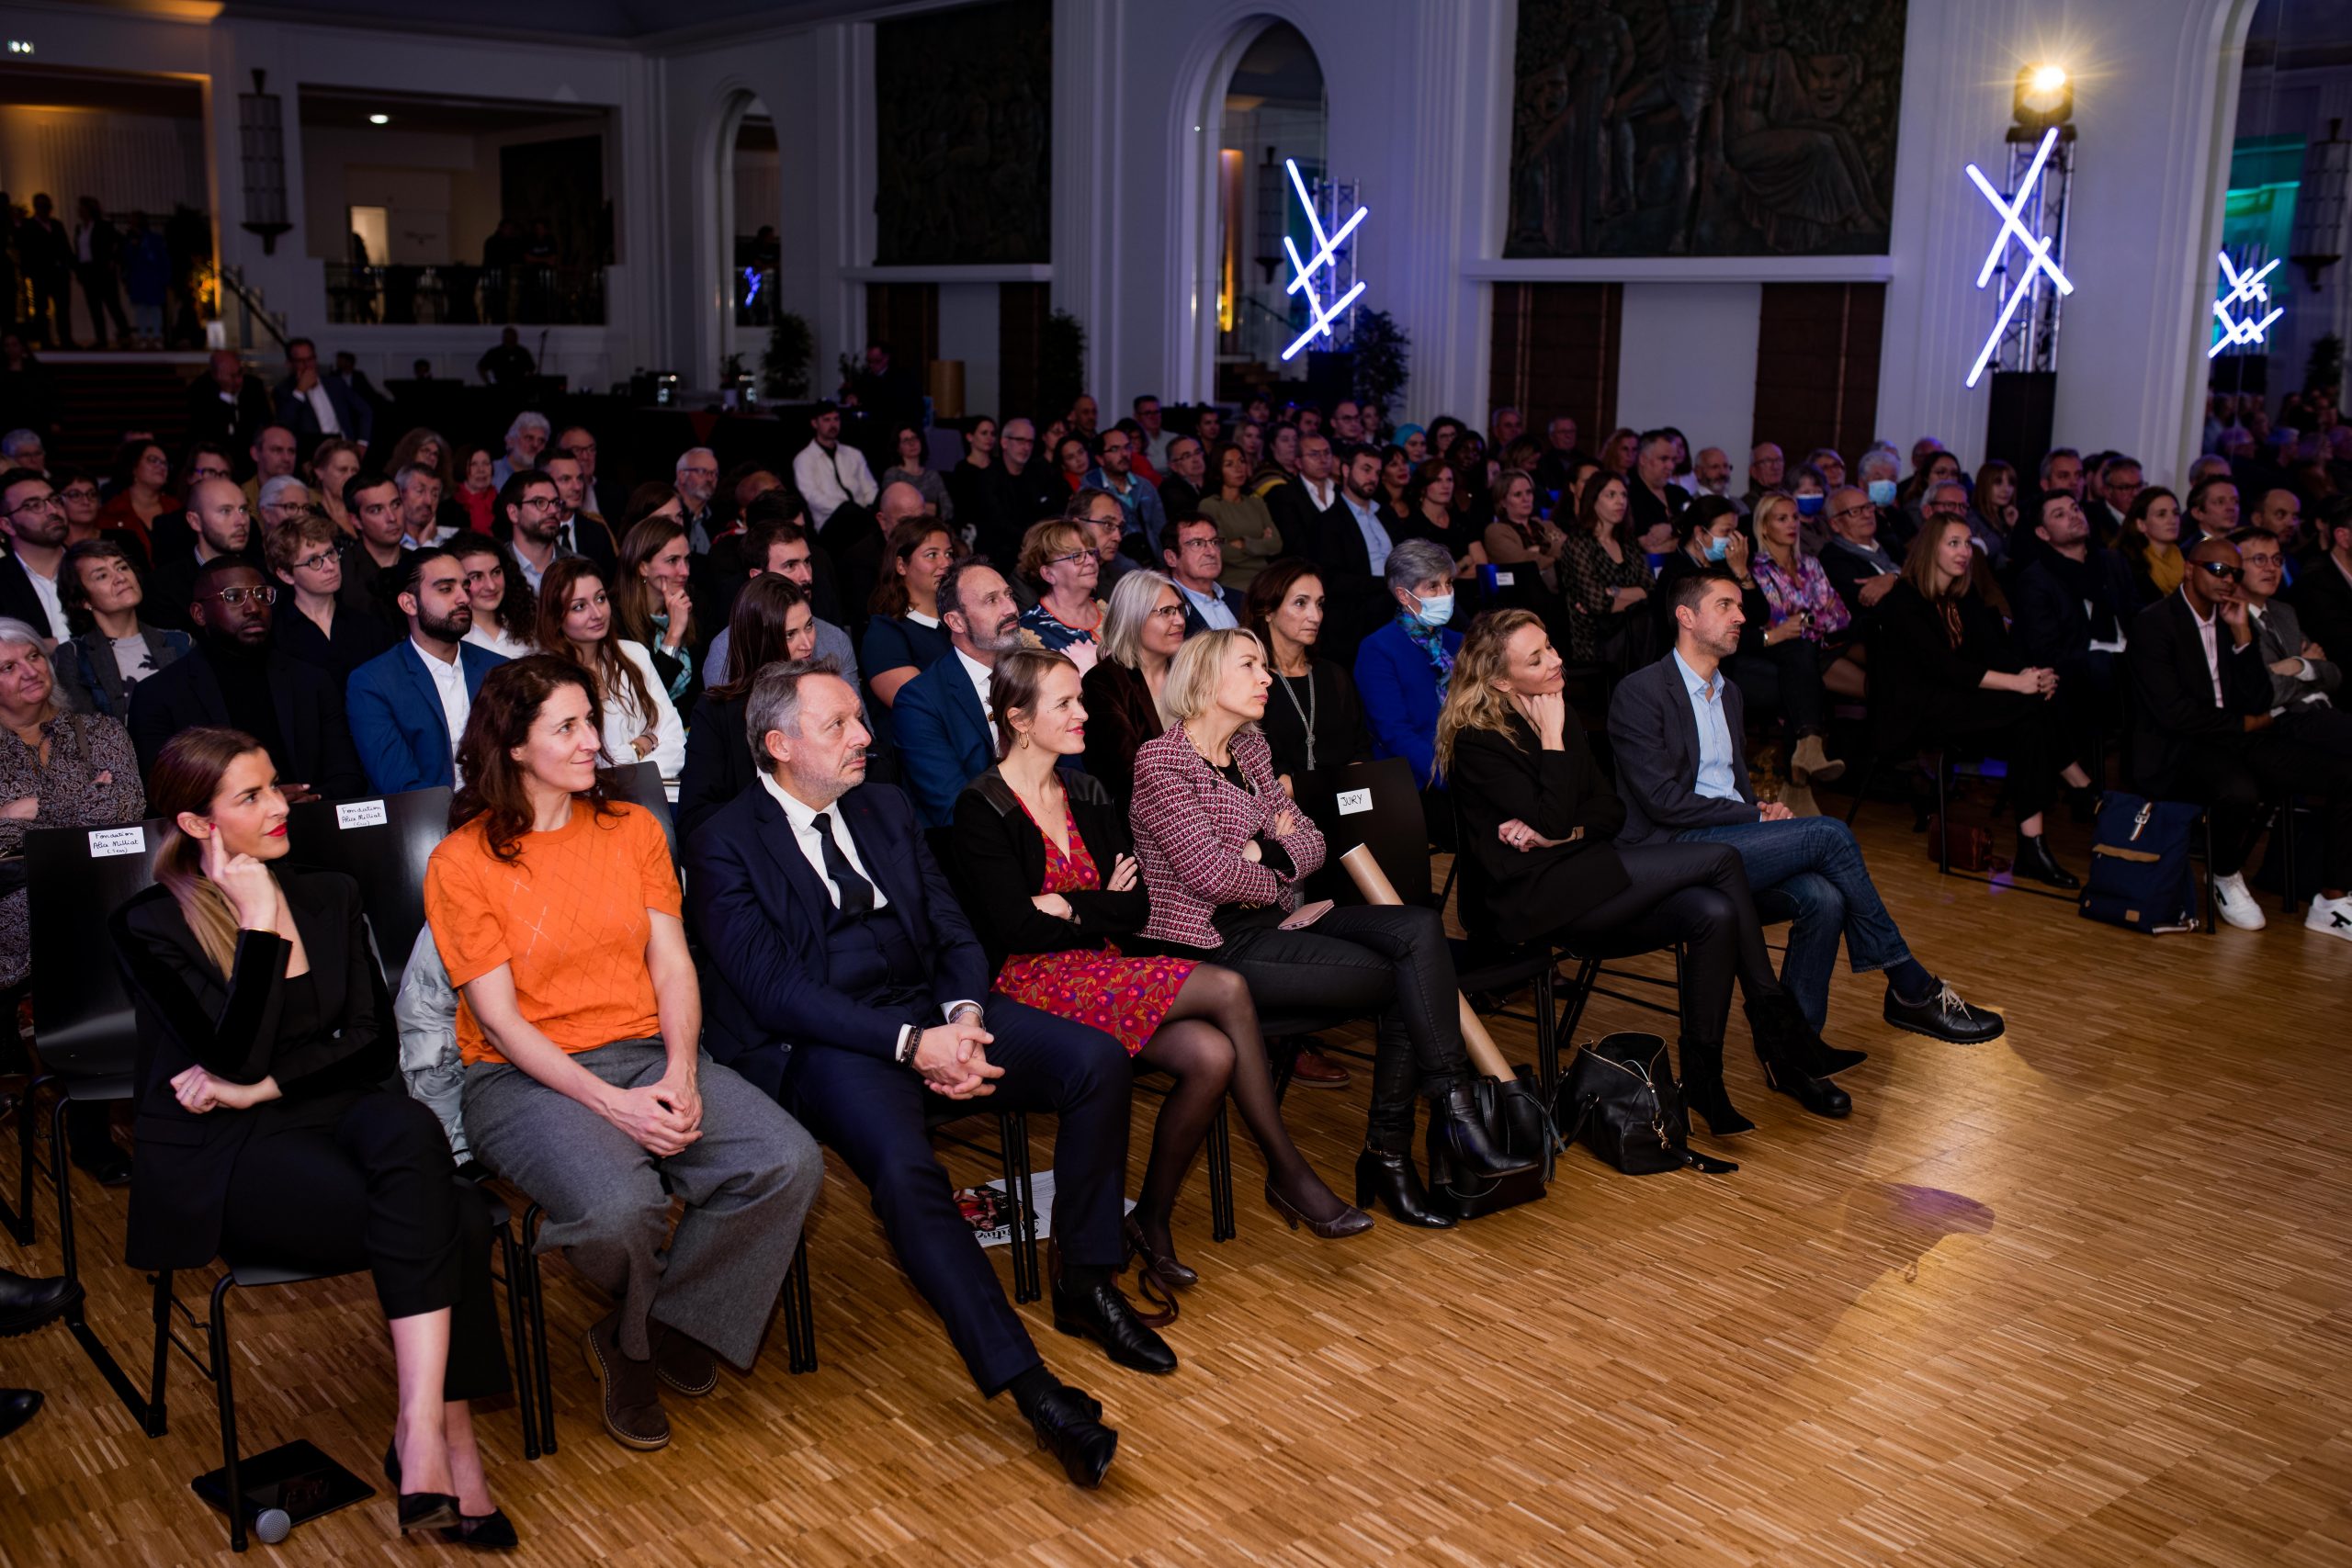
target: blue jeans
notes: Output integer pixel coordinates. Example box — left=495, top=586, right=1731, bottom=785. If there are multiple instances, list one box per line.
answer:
left=1676, top=816, right=1912, bottom=1028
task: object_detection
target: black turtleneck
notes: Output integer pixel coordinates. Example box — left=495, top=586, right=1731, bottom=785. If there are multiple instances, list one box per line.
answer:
left=201, top=635, right=288, bottom=772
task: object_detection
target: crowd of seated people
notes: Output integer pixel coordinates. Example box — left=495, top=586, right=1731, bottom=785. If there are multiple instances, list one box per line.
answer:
left=11, top=358, right=2352, bottom=1517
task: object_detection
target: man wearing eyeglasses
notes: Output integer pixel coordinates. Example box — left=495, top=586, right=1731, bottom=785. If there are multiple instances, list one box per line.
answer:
left=127, top=555, right=368, bottom=800
left=1081, top=428, right=1168, bottom=558
left=1819, top=485, right=1903, bottom=635
left=1160, top=515, right=1244, bottom=637
left=989, top=418, right=1061, bottom=549
left=145, top=477, right=262, bottom=637
left=499, top=470, right=569, bottom=594
left=2128, top=534, right=2352, bottom=936
left=0, top=472, right=73, bottom=646
left=557, top=424, right=626, bottom=525
left=673, top=446, right=719, bottom=554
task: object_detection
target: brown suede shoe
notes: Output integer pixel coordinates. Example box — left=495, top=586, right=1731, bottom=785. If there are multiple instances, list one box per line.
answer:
left=653, top=1325, right=718, bottom=1397
left=583, top=1310, right=670, bottom=1450
left=1289, top=1047, right=1351, bottom=1089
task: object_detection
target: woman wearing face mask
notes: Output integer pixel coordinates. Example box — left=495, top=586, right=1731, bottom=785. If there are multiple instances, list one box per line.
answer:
left=1355, top=539, right=1463, bottom=800
left=1789, top=464, right=1833, bottom=553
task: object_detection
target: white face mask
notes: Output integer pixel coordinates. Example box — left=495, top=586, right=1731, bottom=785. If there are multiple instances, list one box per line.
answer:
left=1409, top=592, right=1454, bottom=628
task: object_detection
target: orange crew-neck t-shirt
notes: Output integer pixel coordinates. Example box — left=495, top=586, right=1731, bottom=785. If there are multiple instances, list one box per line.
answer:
left=424, top=799, right=682, bottom=1066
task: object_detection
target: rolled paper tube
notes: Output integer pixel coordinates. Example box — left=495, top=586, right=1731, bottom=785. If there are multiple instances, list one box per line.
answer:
left=1337, top=842, right=1513, bottom=1081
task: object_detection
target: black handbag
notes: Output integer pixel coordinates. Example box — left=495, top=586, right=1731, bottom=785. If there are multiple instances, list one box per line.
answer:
left=1555, top=1032, right=1736, bottom=1177
left=1426, top=1066, right=1555, bottom=1221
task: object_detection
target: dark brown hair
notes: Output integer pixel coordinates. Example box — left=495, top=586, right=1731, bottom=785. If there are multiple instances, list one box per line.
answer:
left=615, top=515, right=695, bottom=649
left=989, top=646, right=1080, bottom=760
left=868, top=517, right=956, bottom=616
left=535, top=558, right=657, bottom=731
left=449, top=655, right=619, bottom=863
left=150, top=727, right=269, bottom=975
left=59, top=536, right=142, bottom=635
left=708, top=574, right=808, bottom=702
left=1244, top=558, right=1326, bottom=653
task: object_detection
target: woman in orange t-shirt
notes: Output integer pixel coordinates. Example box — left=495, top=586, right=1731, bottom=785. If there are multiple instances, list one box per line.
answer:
left=424, top=655, right=821, bottom=1455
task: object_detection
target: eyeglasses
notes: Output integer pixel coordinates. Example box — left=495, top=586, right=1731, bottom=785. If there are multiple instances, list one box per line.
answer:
left=58, top=487, right=98, bottom=503
left=1829, top=504, right=1873, bottom=522
left=289, top=551, right=336, bottom=573
left=1179, top=537, right=1222, bottom=553
left=209, top=585, right=277, bottom=606
left=2193, top=559, right=2244, bottom=582
left=1147, top=604, right=1187, bottom=622
left=3, top=494, right=59, bottom=515
left=570, top=442, right=597, bottom=457
left=1045, top=549, right=1092, bottom=569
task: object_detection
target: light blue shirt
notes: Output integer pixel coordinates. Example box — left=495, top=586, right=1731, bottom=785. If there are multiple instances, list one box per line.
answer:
left=1340, top=491, right=1391, bottom=574
left=1177, top=580, right=1238, bottom=630
left=1674, top=649, right=1740, bottom=802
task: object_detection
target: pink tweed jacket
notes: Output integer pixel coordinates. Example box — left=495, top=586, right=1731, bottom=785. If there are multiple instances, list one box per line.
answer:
left=1130, top=721, right=1327, bottom=950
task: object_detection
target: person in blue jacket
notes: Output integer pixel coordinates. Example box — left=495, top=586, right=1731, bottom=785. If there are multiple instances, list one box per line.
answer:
left=1354, top=536, right=1463, bottom=793
left=346, top=548, right=507, bottom=795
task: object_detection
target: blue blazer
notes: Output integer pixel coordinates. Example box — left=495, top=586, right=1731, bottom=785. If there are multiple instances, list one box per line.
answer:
left=1354, top=618, right=1460, bottom=790
left=273, top=373, right=373, bottom=446
left=345, top=639, right=506, bottom=795
left=891, top=652, right=994, bottom=829
left=1605, top=653, right=1761, bottom=846
left=684, top=777, right=990, bottom=1099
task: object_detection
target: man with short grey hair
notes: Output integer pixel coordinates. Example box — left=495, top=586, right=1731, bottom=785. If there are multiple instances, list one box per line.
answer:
left=675, top=446, right=719, bottom=552
left=256, top=474, right=312, bottom=533
left=492, top=411, right=550, bottom=487
left=0, top=430, right=46, bottom=477
left=395, top=463, right=456, bottom=548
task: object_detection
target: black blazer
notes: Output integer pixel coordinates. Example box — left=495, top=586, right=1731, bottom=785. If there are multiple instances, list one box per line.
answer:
left=0, top=548, right=55, bottom=638
left=125, top=645, right=369, bottom=799
left=1819, top=538, right=1903, bottom=626
left=1871, top=580, right=2021, bottom=752
left=1269, top=479, right=1344, bottom=560
left=949, top=767, right=1148, bottom=976
left=1446, top=712, right=1632, bottom=941
left=676, top=690, right=758, bottom=842
left=110, top=868, right=393, bottom=1269
left=2011, top=547, right=2137, bottom=669
left=1606, top=652, right=1761, bottom=846
left=1079, top=658, right=1163, bottom=807
left=2290, top=555, right=2352, bottom=661
left=2126, top=592, right=2274, bottom=790
left=683, top=778, right=990, bottom=1100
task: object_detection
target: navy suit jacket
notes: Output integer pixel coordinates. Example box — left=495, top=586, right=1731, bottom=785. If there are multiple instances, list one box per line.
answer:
left=272, top=373, right=373, bottom=446
left=1606, top=653, right=1761, bottom=846
left=684, top=778, right=990, bottom=1099
left=345, top=639, right=507, bottom=795
left=892, top=652, right=996, bottom=829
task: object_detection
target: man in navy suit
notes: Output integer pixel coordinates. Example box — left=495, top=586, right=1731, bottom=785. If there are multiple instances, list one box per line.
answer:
left=1159, top=515, right=1246, bottom=636
left=893, top=556, right=1022, bottom=828
left=345, top=547, right=506, bottom=794
left=272, top=336, right=372, bottom=448
left=684, top=658, right=1168, bottom=1488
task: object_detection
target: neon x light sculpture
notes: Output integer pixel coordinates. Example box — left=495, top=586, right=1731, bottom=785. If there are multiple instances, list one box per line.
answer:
left=1280, top=157, right=1366, bottom=362
left=1963, top=127, right=2074, bottom=388
left=2209, top=252, right=2281, bottom=359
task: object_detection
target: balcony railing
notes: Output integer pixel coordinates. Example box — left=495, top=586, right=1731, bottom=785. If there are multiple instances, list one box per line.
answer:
left=322, top=264, right=606, bottom=326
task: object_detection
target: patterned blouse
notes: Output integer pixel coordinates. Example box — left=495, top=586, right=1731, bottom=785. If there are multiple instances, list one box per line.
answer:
left=1753, top=547, right=1853, bottom=642
left=0, top=712, right=147, bottom=987
left=1018, top=598, right=1107, bottom=672
left=1561, top=534, right=1657, bottom=661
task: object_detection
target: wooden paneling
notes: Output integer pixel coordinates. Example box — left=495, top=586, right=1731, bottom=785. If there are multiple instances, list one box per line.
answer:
left=864, top=281, right=940, bottom=378
left=996, top=279, right=1048, bottom=423
left=1489, top=280, right=1621, bottom=442
left=1753, top=282, right=1886, bottom=461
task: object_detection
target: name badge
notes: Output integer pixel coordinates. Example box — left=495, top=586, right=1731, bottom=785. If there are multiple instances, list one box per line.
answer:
left=1336, top=788, right=1373, bottom=817
left=336, top=799, right=390, bottom=829
left=88, top=827, right=145, bottom=858
left=1492, top=570, right=1515, bottom=587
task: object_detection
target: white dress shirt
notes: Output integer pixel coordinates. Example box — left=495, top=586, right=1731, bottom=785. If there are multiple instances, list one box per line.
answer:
left=758, top=770, right=889, bottom=911
left=790, top=439, right=879, bottom=525
left=601, top=639, right=687, bottom=798
left=956, top=646, right=995, bottom=719
left=300, top=380, right=342, bottom=436
left=465, top=623, right=533, bottom=660
left=411, top=638, right=470, bottom=771
left=1300, top=476, right=1336, bottom=512
left=2185, top=592, right=2224, bottom=705
left=23, top=560, right=66, bottom=643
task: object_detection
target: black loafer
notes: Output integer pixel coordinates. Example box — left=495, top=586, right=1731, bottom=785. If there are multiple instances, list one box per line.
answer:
left=0, top=1387, right=40, bottom=1439
left=1050, top=1278, right=1178, bottom=1376
left=1028, top=1383, right=1117, bottom=1487
left=1883, top=981, right=2006, bottom=1045
left=0, top=1269, right=80, bottom=1338
left=443, top=1509, right=521, bottom=1550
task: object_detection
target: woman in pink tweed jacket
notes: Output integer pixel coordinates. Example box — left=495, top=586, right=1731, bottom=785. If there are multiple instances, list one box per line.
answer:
left=1127, top=628, right=1535, bottom=1229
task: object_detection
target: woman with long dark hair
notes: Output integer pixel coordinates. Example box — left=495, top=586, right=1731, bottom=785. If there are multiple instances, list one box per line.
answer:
left=953, top=649, right=1368, bottom=1287
left=862, top=518, right=958, bottom=709
left=675, top=575, right=817, bottom=840
left=881, top=423, right=954, bottom=525
left=1199, top=439, right=1282, bottom=592
left=425, top=660, right=820, bottom=1453
left=537, top=559, right=684, bottom=797
left=1561, top=469, right=1657, bottom=669
left=1400, top=458, right=1485, bottom=575
left=452, top=534, right=536, bottom=660
left=2118, top=485, right=2187, bottom=606
left=1245, top=559, right=1371, bottom=790
left=116, top=727, right=514, bottom=1541
left=614, top=515, right=699, bottom=711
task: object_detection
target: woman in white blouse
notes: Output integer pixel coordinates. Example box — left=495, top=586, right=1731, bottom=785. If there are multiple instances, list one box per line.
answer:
left=454, top=536, right=537, bottom=660
left=536, top=558, right=684, bottom=798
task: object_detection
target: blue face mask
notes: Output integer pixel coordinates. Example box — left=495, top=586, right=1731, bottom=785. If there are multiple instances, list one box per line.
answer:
left=1867, top=479, right=1898, bottom=507
left=1704, top=535, right=1731, bottom=561
left=1410, top=592, right=1455, bottom=628
left=1795, top=492, right=1825, bottom=517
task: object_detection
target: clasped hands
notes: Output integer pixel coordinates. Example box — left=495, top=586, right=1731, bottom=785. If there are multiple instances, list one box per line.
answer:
left=601, top=1070, right=704, bottom=1156
left=913, top=1009, right=1003, bottom=1100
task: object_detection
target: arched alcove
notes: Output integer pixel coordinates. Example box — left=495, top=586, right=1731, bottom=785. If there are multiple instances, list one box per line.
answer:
left=718, top=93, right=778, bottom=381
left=1210, top=22, right=1328, bottom=400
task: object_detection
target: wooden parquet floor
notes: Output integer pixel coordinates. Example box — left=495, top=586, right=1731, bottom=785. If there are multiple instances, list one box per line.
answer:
left=4, top=811, right=2349, bottom=1566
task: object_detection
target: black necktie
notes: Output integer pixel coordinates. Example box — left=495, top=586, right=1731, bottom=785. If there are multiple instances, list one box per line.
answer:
left=810, top=811, right=875, bottom=914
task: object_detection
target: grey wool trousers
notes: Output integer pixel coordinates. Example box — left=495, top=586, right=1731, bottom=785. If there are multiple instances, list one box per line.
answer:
left=463, top=1037, right=822, bottom=1368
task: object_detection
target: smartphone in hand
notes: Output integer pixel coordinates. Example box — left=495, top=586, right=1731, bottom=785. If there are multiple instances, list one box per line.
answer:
left=1279, top=899, right=1334, bottom=931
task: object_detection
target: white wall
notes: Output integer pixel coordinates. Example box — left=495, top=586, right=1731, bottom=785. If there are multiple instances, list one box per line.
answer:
left=0, top=105, right=207, bottom=216
left=1614, top=283, right=1762, bottom=459
left=934, top=281, right=999, bottom=420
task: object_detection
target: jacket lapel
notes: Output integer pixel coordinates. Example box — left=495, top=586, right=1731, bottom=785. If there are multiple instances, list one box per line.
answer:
left=842, top=788, right=925, bottom=949
left=397, top=644, right=451, bottom=755
left=752, top=789, right=836, bottom=957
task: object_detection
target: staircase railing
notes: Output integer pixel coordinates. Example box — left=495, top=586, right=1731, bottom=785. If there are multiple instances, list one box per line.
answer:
left=215, top=265, right=290, bottom=354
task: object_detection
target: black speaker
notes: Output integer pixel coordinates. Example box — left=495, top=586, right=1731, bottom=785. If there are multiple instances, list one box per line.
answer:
left=1984, top=370, right=2056, bottom=478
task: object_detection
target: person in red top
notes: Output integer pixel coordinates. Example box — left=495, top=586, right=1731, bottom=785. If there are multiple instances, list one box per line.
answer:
left=424, top=654, right=820, bottom=1454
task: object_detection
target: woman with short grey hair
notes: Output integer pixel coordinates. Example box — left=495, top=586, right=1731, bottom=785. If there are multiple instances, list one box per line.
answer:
left=1080, top=569, right=1184, bottom=806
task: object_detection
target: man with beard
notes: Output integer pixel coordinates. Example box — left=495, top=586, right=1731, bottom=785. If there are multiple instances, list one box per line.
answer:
left=146, top=477, right=263, bottom=636
left=240, top=423, right=300, bottom=512
left=0, top=469, right=74, bottom=644
left=498, top=470, right=568, bottom=594
left=126, top=556, right=367, bottom=796
left=892, top=557, right=1030, bottom=828
left=345, top=547, right=508, bottom=793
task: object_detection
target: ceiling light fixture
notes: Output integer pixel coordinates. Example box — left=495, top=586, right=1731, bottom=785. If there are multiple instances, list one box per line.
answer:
left=368, top=113, right=390, bottom=125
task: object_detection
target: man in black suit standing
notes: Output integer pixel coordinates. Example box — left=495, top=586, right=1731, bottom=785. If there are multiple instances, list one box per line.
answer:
left=2128, top=534, right=2352, bottom=937
left=684, top=660, right=1164, bottom=1488
left=184, top=350, right=275, bottom=466
left=126, top=556, right=368, bottom=798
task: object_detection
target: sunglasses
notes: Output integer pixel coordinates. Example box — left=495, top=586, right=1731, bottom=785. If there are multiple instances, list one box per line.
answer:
left=2193, top=559, right=2243, bottom=582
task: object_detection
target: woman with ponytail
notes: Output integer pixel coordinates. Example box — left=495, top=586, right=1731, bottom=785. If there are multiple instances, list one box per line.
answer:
left=111, top=727, right=516, bottom=1547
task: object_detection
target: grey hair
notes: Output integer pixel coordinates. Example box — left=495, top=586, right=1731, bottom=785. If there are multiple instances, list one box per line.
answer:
left=1857, top=448, right=1900, bottom=482
left=0, top=617, right=47, bottom=655
left=504, top=411, right=551, bottom=443
left=1101, top=568, right=1178, bottom=669
left=0, top=430, right=39, bottom=458
left=393, top=462, right=438, bottom=494
left=1385, top=536, right=1454, bottom=592
left=675, top=446, right=716, bottom=471
left=2037, top=446, right=2081, bottom=484
left=258, top=475, right=309, bottom=507
left=744, top=656, right=845, bottom=761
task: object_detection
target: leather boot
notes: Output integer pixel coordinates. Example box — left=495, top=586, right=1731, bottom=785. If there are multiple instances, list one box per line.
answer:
left=1678, top=1037, right=1754, bottom=1135
left=1428, top=1082, right=1538, bottom=1180
left=1744, top=998, right=1851, bottom=1119
left=1352, top=1145, right=1456, bottom=1228
left=1790, top=732, right=1847, bottom=784
left=1780, top=779, right=1820, bottom=818
left=2014, top=832, right=2081, bottom=889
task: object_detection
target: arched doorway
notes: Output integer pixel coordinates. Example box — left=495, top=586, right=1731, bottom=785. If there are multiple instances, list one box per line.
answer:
left=1211, top=22, right=1328, bottom=402
left=716, top=93, right=777, bottom=389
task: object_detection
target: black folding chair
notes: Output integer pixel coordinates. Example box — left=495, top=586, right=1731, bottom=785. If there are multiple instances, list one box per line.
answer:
left=1291, top=757, right=1437, bottom=909
left=604, top=760, right=681, bottom=870
left=281, top=786, right=453, bottom=988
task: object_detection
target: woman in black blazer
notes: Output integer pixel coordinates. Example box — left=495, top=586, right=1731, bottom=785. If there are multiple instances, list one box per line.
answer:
left=676, top=575, right=816, bottom=841
left=950, top=650, right=1365, bottom=1290
left=1873, top=517, right=2091, bottom=887
left=111, top=727, right=514, bottom=1546
left=1436, top=610, right=1849, bottom=1134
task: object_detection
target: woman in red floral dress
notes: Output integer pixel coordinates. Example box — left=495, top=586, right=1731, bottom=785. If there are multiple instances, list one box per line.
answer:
left=951, top=650, right=1369, bottom=1290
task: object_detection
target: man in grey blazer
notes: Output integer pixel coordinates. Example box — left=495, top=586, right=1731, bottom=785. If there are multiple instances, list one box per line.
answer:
left=1609, top=564, right=2003, bottom=1046
left=2237, top=527, right=2351, bottom=757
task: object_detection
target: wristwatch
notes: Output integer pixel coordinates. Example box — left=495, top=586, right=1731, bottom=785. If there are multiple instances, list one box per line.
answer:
left=895, top=1023, right=919, bottom=1064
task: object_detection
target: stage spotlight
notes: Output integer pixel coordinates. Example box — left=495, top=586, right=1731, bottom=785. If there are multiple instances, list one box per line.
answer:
left=2015, top=63, right=2072, bottom=131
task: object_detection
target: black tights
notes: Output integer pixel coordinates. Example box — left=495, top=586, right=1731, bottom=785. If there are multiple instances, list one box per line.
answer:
left=1131, top=965, right=1345, bottom=1254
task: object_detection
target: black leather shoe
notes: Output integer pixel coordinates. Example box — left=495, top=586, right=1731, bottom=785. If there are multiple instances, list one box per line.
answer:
left=1747, top=994, right=1865, bottom=1079
left=443, top=1510, right=521, bottom=1550
left=397, top=1492, right=462, bottom=1535
left=1883, top=980, right=2006, bottom=1044
left=1028, top=1383, right=1118, bottom=1487
left=2014, top=833, right=2081, bottom=889
left=1754, top=1051, right=1851, bottom=1118
left=1352, top=1146, right=1456, bottom=1228
left=1050, top=1277, right=1178, bottom=1376
left=0, top=1268, right=80, bottom=1338
left=1429, top=1083, right=1538, bottom=1180
left=1683, top=1081, right=1756, bottom=1136
left=0, top=1388, right=40, bottom=1439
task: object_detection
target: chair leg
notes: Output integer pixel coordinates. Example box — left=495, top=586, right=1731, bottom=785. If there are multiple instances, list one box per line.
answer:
left=1000, top=1111, right=1040, bottom=1304
left=0, top=1074, right=38, bottom=1246
left=145, top=1270, right=174, bottom=1438
left=50, top=1093, right=78, bottom=1282
left=784, top=1237, right=816, bottom=1373
left=2201, top=815, right=2218, bottom=934
left=2279, top=802, right=2299, bottom=916
left=209, top=1274, right=246, bottom=1552
left=522, top=1206, right=557, bottom=1456
left=1532, top=956, right=1558, bottom=1099
left=1936, top=752, right=1952, bottom=878
left=494, top=1221, right=538, bottom=1461
left=1843, top=756, right=1875, bottom=826
left=1207, top=1101, right=1235, bottom=1243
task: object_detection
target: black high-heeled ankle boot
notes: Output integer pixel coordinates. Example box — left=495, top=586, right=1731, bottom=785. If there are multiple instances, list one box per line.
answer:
left=1428, top=1083, right=1539, bottom=1181
left=1678, top=1039, right=1755, bottom=1136
left=2014, top=832, right=2081, bottom=888
left=1352, top=1145, right=1455, bottom=1228
left=1745, top=998, right=1852, bottom=1119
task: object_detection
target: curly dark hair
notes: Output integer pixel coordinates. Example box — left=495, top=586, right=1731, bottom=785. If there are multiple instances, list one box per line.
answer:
left=449, top=654, right=621, bottom=863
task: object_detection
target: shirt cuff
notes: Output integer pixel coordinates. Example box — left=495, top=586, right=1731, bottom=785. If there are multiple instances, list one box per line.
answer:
left=2293, top=660, right=2317, bottom=682
left=942, top=998, right=982, bottom=1024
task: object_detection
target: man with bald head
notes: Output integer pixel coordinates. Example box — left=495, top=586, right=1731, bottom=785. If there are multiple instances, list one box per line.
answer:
left=146, top=476, right=260, bottom=634
left=989, top=417, right=1062, bottom=554
left=1690, top=446, right=1734, bottom=501
left=2253, top=487, right=2304, bottom=584
left=2129, top=533, right=2352, bottom=935
left=1742, top=443, right=1784, bottom=515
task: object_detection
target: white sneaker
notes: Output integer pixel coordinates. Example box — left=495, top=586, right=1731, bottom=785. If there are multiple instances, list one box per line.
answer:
left=2308, top=894, right=2352, bottom=942
left=2214, top=873, right=2267, bottom=931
